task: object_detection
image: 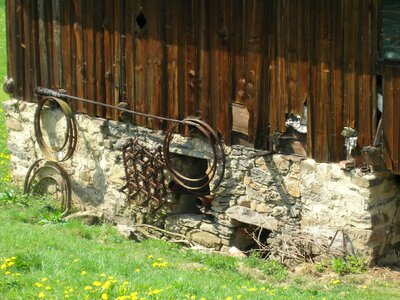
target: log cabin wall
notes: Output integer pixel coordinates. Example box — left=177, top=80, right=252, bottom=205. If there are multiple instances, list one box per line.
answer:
left=6, top=0, right=387, bottom=165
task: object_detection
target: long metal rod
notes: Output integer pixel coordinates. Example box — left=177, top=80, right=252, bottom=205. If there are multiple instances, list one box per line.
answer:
left=35, top=87, right=186, bottom=124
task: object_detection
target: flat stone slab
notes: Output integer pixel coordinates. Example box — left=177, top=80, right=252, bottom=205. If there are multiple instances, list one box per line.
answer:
left=225, top=206, right=279, bottom=231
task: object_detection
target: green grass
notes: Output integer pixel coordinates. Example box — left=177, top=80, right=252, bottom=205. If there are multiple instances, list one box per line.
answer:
left=0, top=197, right=400, bottom=300
left=0, top=0, right=10, bottom=191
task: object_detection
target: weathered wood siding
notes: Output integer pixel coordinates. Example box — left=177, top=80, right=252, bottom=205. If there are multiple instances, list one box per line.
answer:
left=6, top=0, right=385, bottom=164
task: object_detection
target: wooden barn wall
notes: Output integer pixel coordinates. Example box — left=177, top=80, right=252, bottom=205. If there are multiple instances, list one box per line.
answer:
left=6, top=0, right=381, bottom=163
left=382, top=65, right=400, bottom=174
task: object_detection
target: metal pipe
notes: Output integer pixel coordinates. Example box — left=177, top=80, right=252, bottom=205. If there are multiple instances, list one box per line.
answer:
left=35, top=86, right=186, bottom=124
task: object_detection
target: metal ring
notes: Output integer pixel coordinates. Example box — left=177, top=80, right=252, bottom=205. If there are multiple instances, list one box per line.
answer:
left=24, top=159, right=72, bottom=216
left=34, top=96, right=77, bottom=162
left=162, top=117, right=225, bottom=195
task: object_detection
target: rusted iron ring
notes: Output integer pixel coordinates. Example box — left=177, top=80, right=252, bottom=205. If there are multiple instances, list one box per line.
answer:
left=24, top=159, right=72, bottom=216
left=163, top=117, right=225, bottom=195
left=34, top=97, right=77, bottom=162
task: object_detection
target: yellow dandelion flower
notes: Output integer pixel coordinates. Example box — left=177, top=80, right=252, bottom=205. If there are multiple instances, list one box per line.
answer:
left=190, top=296, right=196, bottom=300
left=102, top=281, right=111, bottom=289
left=101, top=293, right=108, bottom=300
left=226, top=297, right=233, bottom=300
left=123, top=281, right=129, bottom=286
left=0, top=264, right=6, bottom=270
left=45, top=286, right=52, bottom=290
left=93, top=281, right=102, bottom=287
left=135, top=268, right=140, bottom=273
left=331, top=279, right=341, bottom=285
left=38, top=292, right=45, bottom=299
left=201, top=298, right=206, bottom=300
left=11, top=257, right=16, bottom=260
left=84, top=286, right=93, bottom=291
left=153, top=289, right=163, bottom=295
left=4, top=271, right=11, bottom=275
left=100, top=273, right=107, bottom=277
left=248, top=287, right=256, bottom=292
left=35, top=283, right=44, bottom=288
left=81, top=271, right=87, bottom=276
left=147, top=255, right=153, bottom=259
left=108, top=276, right=114, bottom=280
left=7, top=261, right=14, bottom=267
left=362, top=285, right=368, bottom=289
left=68, top=288, right=74, bottom=293
left=41, top=277, right=48, bottom=282
left=236, top=295, right=242, bottom=299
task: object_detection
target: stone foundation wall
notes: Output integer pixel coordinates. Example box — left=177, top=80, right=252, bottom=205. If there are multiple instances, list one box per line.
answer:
left=4, top=99, right=400, bottom=265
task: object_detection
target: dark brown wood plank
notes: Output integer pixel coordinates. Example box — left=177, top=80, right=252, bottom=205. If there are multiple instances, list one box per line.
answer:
left=210, top=0, right=231, bottom=140
left=315, top=0, right=331, bottom=162
left=393, top=67, right=400, bottom=172
left=268, top=0, right=279, bottom=134
left=197, top=0, right=211, bottom=124
left=60, top=0, right=73, bottom=95
left=232, top=0, right=245, bottom=106
left=370, top=0, right=378, bottom=142
left=37, top=0, right=50, bottom=90
left=276, top=0, right=287, bottom=133
left=330, top=0, right=344, bottom=161
left=183, top=0, right=198, bottom=121
left=84, top=0, right=95, bottom=116
left=298, top=0, right=310, bottom=119
left=382, top=66, right=395, bottom=171
left=94, top=0, right=105, bottom=118
left=287, top=0, right=299, bottom=115
left=244, top=0, right=266, bottom=143
left=166, top=0, right=181, bottom=124
left=125, top=0, right=135, bottom=121
left=343, top=0, right=359, bottom=129
left=112, top=0, right=122, bottom=121
left=134, top=1, right=148, bottom=126
left=52, top=0, right=62, bottom=89
left=146, top=0, right=165, bottom=129
left=307, top=0, right=317, bottom=157
left=73, top=0, right=85, bottom=112
left=23, top=1, right=38, bottom=101
left=103, top=0, right=114, bottom=119
left=357, top=0, right=374, bottom=147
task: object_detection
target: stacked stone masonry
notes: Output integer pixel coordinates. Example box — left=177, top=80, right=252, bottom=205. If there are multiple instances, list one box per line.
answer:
left=4, top=99, right=400, bottom=265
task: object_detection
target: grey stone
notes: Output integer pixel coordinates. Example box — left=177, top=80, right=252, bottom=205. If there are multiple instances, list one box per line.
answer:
left=225, top=206, right=279, bottom=231
left=200, top=222, right=234, bottom=237
left=190, top=231, right=221, bottom=249
left=65, top=210, right=103, bottom=225
left=166, top=214, right=203, bottom=229
left=6, top=118, right=23, bottom=131
left=272, top=155, right=290, bottom=172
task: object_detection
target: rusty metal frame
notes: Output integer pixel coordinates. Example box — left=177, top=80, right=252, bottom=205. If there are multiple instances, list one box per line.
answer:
left=120, top=138, right=168, bottom=213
